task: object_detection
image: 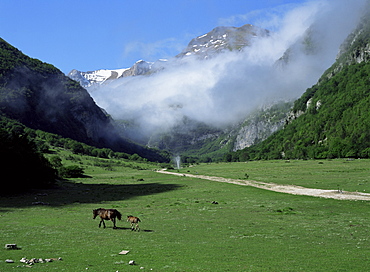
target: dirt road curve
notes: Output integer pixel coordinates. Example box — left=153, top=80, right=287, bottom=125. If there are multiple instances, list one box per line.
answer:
left=156, top=170, right=370, bottom=201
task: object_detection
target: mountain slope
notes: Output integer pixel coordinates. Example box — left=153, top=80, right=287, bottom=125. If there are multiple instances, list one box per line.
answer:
left=0, top=38, right=167, bottom=162
left=177, top=24, right=269, bottom=59
left=231, top=13, right=370, bottom=161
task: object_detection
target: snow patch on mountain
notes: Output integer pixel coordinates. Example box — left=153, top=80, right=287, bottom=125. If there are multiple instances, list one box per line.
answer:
left=68, top=60, right=159, bottom=88
left=177, top=24, right=270, bottom=59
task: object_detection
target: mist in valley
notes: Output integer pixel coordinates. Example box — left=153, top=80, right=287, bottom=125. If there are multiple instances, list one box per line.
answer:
left=88, top=0, right=367, bottom=143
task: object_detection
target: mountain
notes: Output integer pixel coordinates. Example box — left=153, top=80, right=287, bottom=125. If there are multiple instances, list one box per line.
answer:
left=177, top=24, right=269, bottom=59
left=68, top=17, right=362, bottom=162
left=136, top=100, right=293, bottom=162
left=230, top=11, right=370, bottom=161
left=0, top=38, right=167, bottom=162
left=69, top=24, right=268, bottom=88
left=68, top=24, right=278, bottom=155
left=69, top=59, right=168, bottom=88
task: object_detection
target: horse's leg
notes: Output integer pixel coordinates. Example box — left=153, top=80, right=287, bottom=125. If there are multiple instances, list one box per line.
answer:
left=102, top=219, right=106, bottom=228
left=136, top=223, right=140, bottom=231
left=112, top=217, right=116, bottom=229
left=99, top=219, right=102, bottom=228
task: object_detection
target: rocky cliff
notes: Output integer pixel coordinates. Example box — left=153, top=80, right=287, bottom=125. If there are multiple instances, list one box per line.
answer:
left=231, top=101, right=293, bottom=151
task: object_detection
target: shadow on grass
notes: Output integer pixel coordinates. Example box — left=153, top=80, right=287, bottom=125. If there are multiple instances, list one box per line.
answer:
left=113, top=227, right=154, bottom=232
left=0, top=180, right=182, bottom=208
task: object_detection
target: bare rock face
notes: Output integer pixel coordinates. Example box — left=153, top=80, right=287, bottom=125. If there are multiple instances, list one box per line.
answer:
left=233, top=119, right=285, bottom=151
left=326, top=12, right=370, bottom=79
left=177, top=24, right=270, bottom=59
left=232, top=102, right=292, bottom=151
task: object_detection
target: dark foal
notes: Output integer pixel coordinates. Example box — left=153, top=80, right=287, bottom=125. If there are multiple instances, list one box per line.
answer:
left=93, top=208, right=122, bottom=229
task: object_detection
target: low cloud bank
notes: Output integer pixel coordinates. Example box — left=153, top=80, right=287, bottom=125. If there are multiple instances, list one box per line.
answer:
left=90, top=0, right=367, bottom=140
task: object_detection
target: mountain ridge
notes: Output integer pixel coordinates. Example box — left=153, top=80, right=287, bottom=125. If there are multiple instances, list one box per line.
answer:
left=177, top=24, right=270, bottom=58
left=66, top=20, right=351, bottom=159
left=68, top=60, right=157, bottom=88
left=0, top=38, right=168, bottom=162
left=68, top=24, right=269, bottom=88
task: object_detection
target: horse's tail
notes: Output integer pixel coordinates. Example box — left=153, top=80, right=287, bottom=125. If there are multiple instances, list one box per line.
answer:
left=137, top=217, right=141, bottom=222
left=116, top=210, right=122, bottom=220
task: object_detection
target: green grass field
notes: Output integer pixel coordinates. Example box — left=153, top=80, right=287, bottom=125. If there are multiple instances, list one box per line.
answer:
left=176, top=159, right=370, bottom=192
left=1, top=156, right=370, bottom=271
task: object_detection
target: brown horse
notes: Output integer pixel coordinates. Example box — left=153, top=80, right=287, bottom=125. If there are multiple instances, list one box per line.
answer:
left=127, top=216, right=141, bottom=231
left=93, top=208, right=122, bottom=229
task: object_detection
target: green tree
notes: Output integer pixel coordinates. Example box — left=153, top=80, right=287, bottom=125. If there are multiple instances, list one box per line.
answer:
left=0, top=128, right=56, bottom=193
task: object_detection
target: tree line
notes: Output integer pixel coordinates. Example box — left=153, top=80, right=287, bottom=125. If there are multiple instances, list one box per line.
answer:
left=0, top=117, right=152, bottom=193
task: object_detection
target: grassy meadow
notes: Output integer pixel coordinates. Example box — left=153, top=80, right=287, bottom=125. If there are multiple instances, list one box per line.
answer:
left=175, top=159, right=370, bottom=192
left=1, top=154, right=370, bottom=271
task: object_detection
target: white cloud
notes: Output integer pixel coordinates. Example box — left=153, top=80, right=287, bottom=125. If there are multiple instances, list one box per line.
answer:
left=218, top=2, right=316, bottom=30
left=90, top=0, right=367, bottom=141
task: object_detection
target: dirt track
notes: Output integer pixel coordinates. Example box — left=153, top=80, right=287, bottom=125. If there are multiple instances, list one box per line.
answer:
left=156, top=170, right=370, bottom=201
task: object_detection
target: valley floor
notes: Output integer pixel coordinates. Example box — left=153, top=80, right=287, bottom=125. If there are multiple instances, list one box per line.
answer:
left=157, top=169, right=370, bottom=201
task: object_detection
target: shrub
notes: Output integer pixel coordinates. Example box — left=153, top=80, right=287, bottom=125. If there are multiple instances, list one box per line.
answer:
left=58, top=165, right=84, bottom=178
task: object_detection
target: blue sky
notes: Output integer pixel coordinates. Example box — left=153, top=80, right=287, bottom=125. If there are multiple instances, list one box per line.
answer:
left=1, top=0, right=309, bottom=74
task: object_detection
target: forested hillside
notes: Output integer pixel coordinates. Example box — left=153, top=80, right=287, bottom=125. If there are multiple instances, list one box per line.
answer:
left=229, top=12, right=370, bottom=161
left=0, top=38, right=168, bottom=162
